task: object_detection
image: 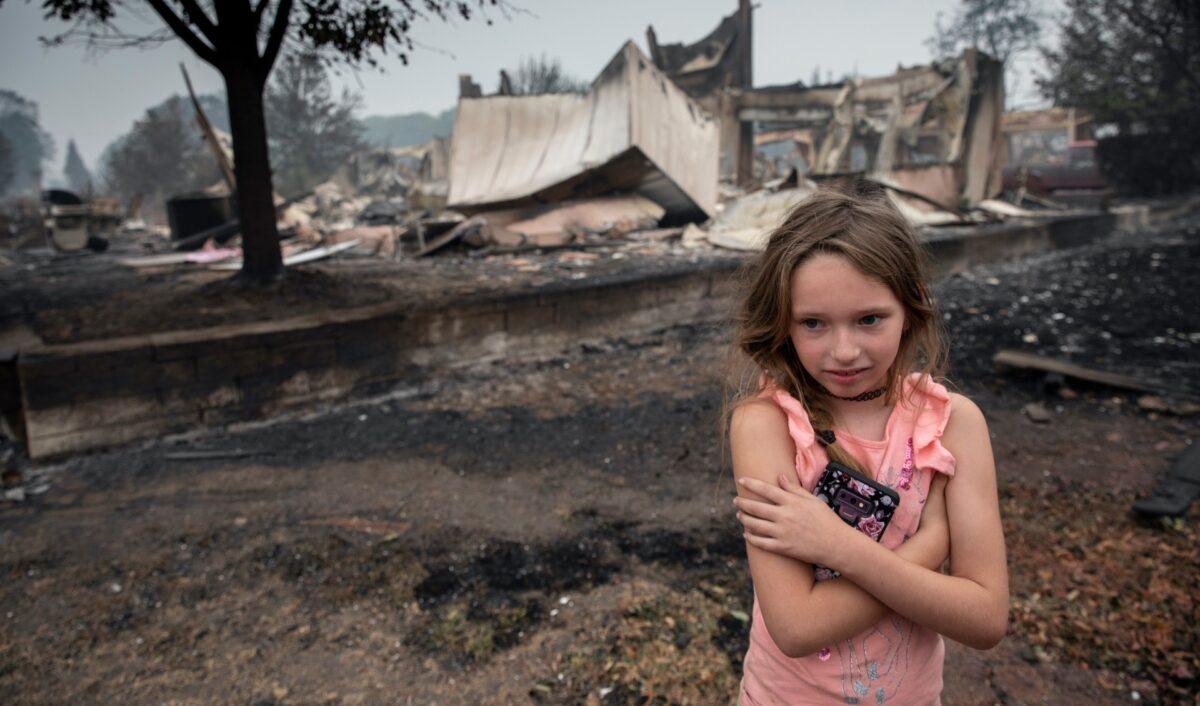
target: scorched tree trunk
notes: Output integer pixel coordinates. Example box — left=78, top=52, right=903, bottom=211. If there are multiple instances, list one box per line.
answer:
left=223, top=60, right=283, bottom=283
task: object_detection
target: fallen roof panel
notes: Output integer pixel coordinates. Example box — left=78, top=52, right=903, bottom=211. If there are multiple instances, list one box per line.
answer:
left=447, top=42, right=719, bottom=220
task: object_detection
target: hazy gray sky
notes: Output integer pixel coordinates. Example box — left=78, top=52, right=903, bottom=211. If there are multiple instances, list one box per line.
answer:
left=0, top=0, right=1051, bottom=173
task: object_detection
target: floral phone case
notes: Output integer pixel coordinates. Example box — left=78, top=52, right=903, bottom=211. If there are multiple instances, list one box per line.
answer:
left=812, top=461, right=901, bottom=581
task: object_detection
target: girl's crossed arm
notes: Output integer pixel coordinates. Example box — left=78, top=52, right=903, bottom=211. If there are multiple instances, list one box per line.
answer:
left=736, top=394, right=1009, bottom=651
left=836, top=394, right=1008, bottom=647
left=730, top=399, right=953, bottom=658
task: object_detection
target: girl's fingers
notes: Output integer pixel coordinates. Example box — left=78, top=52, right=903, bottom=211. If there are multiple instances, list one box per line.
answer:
left=744, top=532, right=782, bottom=553
left=736, top=512, right=777, bottom=537
left=777, top=473, right=813, bottom=497
left=738, top=477, right=793, bottom=504
left=733, top=496, right=781, bottom=521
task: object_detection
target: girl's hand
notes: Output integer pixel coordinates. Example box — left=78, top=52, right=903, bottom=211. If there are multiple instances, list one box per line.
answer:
left=734, top=474, right=853, bottom=568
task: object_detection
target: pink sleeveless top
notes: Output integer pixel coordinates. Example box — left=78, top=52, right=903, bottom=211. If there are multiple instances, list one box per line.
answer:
left=739, top=372, right=957, bottom=706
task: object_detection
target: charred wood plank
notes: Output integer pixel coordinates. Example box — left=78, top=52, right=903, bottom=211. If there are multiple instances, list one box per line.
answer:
left=992, top=349, right=1161, bottom=394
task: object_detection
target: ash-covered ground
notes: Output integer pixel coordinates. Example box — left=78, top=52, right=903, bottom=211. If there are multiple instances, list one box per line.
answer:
left=0, top=234, right=738, bottom=345
left=0, top=215, right=1197, bottom=705
left=938, top=217, right=1200, bottom=402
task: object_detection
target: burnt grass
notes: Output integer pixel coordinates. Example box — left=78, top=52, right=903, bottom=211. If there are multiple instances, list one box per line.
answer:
left=288, top=516, right=748, bottom=667
left=404, top=521, right=746, bottom=668
left=2, top=214, right=1199, bottom=703
left=0, top=515, right=749, bottom=664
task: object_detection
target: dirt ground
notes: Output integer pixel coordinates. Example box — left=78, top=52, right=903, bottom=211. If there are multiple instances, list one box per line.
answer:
left=1, top=217, right=1198, bottom=705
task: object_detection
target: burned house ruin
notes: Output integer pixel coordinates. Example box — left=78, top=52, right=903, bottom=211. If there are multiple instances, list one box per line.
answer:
left=648, top=3, right=1007, bottom=211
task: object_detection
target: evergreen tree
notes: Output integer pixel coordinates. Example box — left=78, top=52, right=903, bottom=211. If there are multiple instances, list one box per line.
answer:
left=265, top=52, right=365, bottom=197
left=63, top=139, right=92, bottom=195
left=0, top=90, right=54, bottom=198
left=1040, top=0, right=1199, bottom=133
left=97, top=92, right=228, bottom=185
left=100, top=98, right=224, bottom=217
left=0, top=133, right=14, bottom=196
left=1039, top=0, right=1200, bottom=192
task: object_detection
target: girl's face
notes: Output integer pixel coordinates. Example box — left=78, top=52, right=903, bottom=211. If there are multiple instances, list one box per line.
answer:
left=788, top=252, right=907, bottom=397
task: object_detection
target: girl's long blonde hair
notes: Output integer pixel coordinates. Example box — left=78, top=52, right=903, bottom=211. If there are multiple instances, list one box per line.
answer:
left=725, top=182, right=950, bottom=476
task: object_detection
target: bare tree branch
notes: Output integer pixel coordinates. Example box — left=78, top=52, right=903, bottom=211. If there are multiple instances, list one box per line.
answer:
left=253, top=0, right=271, bottom=30
left=175, top=0, right=219, bottom=44
left=260, top=0, right=293, bottom=75
left=145, top=0, right=219, bottom=65
left=39, top=17, right=176, bottom=52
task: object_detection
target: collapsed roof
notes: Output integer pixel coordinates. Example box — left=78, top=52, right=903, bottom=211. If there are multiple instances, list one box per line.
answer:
left=447, top=41, right=720, bottom=221
left=646, top=7, right=748, bottom=102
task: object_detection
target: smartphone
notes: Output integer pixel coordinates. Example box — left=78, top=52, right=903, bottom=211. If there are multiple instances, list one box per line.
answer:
left=811, top=461, right=900, bottom=581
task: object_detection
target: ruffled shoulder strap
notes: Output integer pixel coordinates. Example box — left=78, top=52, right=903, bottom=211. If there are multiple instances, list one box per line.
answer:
left=755, top=382, right=825, bottom=488
left=902, top=372, right=957, bottom=477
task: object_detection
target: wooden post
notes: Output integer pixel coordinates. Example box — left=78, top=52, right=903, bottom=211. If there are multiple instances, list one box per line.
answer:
left=181, top=63, right=236, bottom=194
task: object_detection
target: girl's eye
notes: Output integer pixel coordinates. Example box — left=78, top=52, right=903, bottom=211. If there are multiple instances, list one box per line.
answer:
left=860, top=314, right=881, bottom=325
left=799, top=319, right=822, bottom=330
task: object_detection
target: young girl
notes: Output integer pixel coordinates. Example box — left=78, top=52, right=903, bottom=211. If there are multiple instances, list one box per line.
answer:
left=728, top=186, right=1009, bottom=705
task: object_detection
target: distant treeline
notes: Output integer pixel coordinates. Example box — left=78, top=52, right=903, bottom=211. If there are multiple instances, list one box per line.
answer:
left=361, top=109, right=455, bottom=150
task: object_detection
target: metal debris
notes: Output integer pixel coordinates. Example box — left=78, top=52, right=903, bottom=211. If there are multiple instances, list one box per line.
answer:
left=448, top=42, right=719, bottom=221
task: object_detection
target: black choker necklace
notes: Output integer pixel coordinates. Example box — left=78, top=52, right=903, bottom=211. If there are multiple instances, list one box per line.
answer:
left=825, top=386, right=887, bottom=402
